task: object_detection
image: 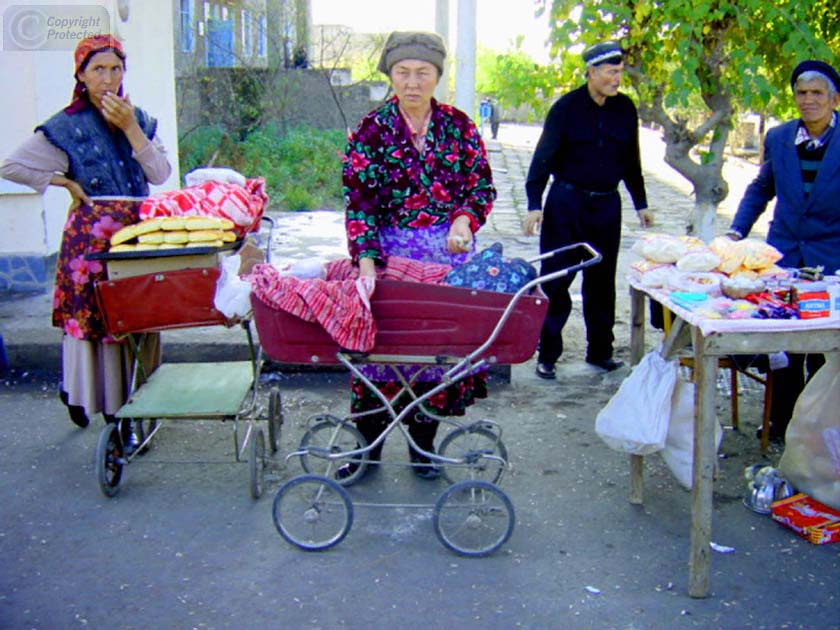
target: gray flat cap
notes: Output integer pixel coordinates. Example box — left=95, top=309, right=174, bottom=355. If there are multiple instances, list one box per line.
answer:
left=582, top=41, right=623, bottom=66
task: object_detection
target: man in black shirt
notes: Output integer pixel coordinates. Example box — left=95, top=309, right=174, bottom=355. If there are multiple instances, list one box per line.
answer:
left=524, top=41, right=654, bottom=378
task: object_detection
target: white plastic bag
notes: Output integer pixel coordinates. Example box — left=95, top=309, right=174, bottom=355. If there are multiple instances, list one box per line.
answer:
left=660, top=377, right=723, bottom=489
left=779, top=354, right=840, bottom=510
left=185, top=167, right=247, bottom=188
left=595, top=350, right=678, bottom=455
left=213, top=254, right=252, bottom=318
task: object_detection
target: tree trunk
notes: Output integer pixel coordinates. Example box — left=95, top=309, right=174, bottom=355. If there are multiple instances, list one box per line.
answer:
left=691, top=199, right=719, bottom=243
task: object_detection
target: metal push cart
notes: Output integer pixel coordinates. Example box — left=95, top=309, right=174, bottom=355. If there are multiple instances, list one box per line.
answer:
left=89, top=219, right=281, bottom=499
left=251, top=243, right=601, bottom=556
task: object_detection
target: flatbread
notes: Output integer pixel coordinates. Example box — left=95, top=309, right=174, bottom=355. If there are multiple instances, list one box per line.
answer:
left=110, top=224, right=138, bottom=245
left=220, top=230, right=237, bottom=242
left=187, top=230, right=224, bottom=242
left=109, top=243, right=135, bottom=252
left=185, top=240, right=223, bottom=248
left=138, top=231, right=165, bottom=244
left=160, top=216, right=186, bottom=231
left=163, top=230, right=190, bottom=244
left=183, top=215, right=225, bottom=231
left=134, top=218, right=164, bottom=235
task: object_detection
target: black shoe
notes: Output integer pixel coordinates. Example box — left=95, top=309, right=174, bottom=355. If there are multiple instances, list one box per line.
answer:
left=535, top=362, right=556, bottom=380
left=59, top=390, right=89, bottom=428
left=409, top=450, right=441, bottom=480
left=586, top=357, right=624, bottom=372
left=335, top=462, right=361, bottom=481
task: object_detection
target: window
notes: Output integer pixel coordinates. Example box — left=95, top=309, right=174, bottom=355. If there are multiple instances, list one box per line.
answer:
left=179, top=0, right=194, bottom=52
left=257, top=14, right=266, bottom=58
left=241, top=9, right=252, bottom=57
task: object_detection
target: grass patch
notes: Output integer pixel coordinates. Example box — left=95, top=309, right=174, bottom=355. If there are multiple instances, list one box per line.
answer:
left=178, top=124, right=347, bottom=211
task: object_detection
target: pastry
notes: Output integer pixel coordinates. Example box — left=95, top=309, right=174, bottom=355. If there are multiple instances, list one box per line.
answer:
left=163, top=230, right=190, bottom=244
left=138, top=231, right=165, bottom=244
left=187, top=230, right=223, bottom=242
left=110, top=223, right=138, bottom=245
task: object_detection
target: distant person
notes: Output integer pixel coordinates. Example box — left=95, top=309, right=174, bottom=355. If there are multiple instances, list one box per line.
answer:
left=726, top=59, right=840, bottom=442
left=490, top=98, right=500, bottom=140
left=341, top=31, right=496, bottom=480
left=1, top=35, right=170, bottom=438
left=523, top=41, right=653, bottom=379
left=479, top=97, right=492, bottom=136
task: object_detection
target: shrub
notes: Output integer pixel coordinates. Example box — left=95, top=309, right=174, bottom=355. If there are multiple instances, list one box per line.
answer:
left=178, top=125, right=347, bottom=211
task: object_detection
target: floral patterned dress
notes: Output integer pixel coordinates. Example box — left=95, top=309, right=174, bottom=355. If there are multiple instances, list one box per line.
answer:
left=342, top=96, right=496, bottom=419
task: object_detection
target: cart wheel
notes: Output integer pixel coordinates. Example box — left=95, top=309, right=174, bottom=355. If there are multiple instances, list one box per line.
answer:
left=134, top=418, right=158, bottom=454
left=95, top=424, right=124, bottom=498
left=267, top=388, right=283, bottom=454
left=438, top=423, right=509, bottom=485
left=433, top=480, right=515, bottom=557
left=299, top=415, right=369, bottom=486
left=249, top=427, right=267, bottom=499
left=272, top=474, right=353, bottom=551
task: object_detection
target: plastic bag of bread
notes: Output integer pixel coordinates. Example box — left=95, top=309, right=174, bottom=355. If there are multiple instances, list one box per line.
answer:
left=675, top=248, right=721, bottom=272
left=631, top=234, right=688, bottom=263
left=709, top=236, right=744, bottom=275
left=739, top=238, right=783, bottom=270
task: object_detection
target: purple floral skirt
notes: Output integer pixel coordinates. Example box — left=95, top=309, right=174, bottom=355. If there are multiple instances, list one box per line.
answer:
left=351, top=224, right=487, bottom=419
left=52, top=198, right=142, bottom=342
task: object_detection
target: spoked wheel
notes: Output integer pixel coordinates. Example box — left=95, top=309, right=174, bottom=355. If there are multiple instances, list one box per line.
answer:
left=299, top=415, right=369, bottom=486
left=95, top=424, right=125, bottom=498
left=249, top=427, right=267, bottom=499
left=272, top=474, right=353, bottom=551
left=438, top=424, right=509, bottom=485
left=267, top=388, right=283, bottom=454
left=433, top=480, right=515, bottom=557
left=134, top=418, right=158, bottom=454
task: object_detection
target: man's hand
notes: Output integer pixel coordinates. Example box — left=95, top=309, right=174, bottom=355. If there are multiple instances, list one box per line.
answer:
left=523, top=210, right=542, bottom=236
left=637, top=209, right=654, bottom=228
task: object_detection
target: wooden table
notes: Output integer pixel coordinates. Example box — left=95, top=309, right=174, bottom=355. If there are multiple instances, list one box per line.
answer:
left=628, top=280, right=840, bottom=598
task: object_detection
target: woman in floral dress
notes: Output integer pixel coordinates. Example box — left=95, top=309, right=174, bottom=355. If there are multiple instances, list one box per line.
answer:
left=341, top=31, right=496, bottom=480
left=1, top=35, right=171, bottom=430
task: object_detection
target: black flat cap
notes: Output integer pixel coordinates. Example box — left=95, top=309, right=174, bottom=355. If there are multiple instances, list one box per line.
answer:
left=790, top=60, right=840, bottom=92
left=582, top=41, right=623, bottom=66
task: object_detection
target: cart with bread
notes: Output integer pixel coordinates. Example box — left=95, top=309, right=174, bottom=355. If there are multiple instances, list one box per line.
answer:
left=89, top=207, right=280, bottom=500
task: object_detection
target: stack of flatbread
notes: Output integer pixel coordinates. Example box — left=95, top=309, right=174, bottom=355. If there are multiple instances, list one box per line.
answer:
left=110, top=216, right=236, bottom=252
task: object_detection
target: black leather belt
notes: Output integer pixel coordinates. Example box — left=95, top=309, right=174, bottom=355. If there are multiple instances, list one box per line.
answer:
left=555, top=180, right=617, bottom=197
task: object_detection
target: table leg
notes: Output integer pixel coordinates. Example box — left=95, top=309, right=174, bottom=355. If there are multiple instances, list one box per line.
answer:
left=689, top=332, right=716, bottom=598
left=628, top=287, right=646, bottom=504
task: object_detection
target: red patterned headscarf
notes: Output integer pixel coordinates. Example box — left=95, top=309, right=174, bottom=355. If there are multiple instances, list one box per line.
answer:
left=65, top=34, right=126, bottom=114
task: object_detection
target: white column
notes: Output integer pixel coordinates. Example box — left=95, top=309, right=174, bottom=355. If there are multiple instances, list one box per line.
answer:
left=454, top=0, right=476, bottom=118
left=434, top=0, right=450, bottom=103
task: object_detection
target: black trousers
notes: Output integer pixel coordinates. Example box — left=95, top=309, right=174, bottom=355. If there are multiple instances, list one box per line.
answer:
left=769, top=353, right=825, bottom=436
left=537, top=182, right=622, bottom=365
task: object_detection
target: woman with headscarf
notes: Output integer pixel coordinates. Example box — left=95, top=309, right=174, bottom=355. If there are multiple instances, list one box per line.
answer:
left=340, top=31, right=496, bottom=480
left=1, top=34, right=171, bottom=433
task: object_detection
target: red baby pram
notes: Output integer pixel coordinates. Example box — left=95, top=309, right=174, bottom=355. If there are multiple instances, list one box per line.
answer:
left=252, top=243, right=602, bottom=556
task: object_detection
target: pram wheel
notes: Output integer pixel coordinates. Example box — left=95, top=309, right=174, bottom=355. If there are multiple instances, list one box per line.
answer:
left=272, top=474, right=353, bottom=551
left=249, top=427, right=267, bottom=499
left=433, top=480, right=515, bottom=557
left=95, top=424, right=124, bottom=497
left=299, top=415, right=369, bottom=486
left=438, top=423, right=508, bottom=485
left=267, top=388, right=283, bottom=454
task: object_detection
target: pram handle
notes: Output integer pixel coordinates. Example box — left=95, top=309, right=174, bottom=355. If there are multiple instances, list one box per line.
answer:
left=528, top=241, right=602, bottom=284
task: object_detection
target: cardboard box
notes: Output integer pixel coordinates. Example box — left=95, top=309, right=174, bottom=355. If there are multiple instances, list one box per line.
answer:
left=771, top=493, right=840, bottom=545
left=105, top=249, right=232, bottom=279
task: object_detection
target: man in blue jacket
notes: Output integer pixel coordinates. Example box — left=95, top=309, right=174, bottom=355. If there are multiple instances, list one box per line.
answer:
left=727, top=59, right=840, bottom=441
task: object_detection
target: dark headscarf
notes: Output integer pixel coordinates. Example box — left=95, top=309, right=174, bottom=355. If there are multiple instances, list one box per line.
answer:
left=65, top=34, right=126, bottom=114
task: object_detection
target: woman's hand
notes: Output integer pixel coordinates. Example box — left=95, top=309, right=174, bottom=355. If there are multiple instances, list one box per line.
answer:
left=446, top=215, right=473, bottom=253
left=100, top=92, right=137, bottom=131
left=523, top=210, right=542, bottom=236
left=50, top=174, right=91, bottom=210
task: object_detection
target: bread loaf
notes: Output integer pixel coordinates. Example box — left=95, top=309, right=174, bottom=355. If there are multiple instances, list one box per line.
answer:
left=138, top=231, right=165, bottom=244
left=111, top=224, right=138, bottom=245
left=163, top=230, right=190, bottom=244
left=187, top=230, right=223, bottom=242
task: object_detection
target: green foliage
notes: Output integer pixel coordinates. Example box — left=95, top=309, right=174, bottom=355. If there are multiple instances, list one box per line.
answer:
left=179, top=125, right=347, bottom=211
left=475, top=40, right=562, bottom=122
